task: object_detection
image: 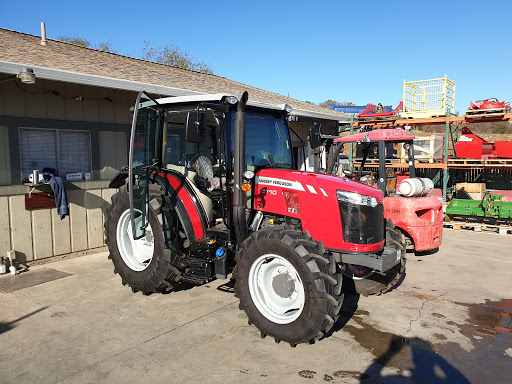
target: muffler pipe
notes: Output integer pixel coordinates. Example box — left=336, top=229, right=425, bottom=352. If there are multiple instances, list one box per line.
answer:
left=233, top=91, right=249, bottom=245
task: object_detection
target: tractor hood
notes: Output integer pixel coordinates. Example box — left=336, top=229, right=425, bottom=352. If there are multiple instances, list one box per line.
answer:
left=253, top=169, right=384, bottom=253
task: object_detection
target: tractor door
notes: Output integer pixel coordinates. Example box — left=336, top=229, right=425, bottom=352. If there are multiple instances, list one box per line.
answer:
left=129, top=91, right=162, bottom=239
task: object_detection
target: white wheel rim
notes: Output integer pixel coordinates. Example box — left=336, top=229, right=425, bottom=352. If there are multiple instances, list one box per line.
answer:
left=116, top=209, right=154, bottom=272
left=248, top=254, right=305, bottom=324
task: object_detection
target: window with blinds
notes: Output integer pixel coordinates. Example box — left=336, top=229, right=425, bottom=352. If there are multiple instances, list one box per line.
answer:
left=19, top=128, right=92, bottom=182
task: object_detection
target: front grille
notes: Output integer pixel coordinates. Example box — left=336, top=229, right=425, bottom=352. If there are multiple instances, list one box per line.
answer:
left=339, top=201, right=384, bottom=245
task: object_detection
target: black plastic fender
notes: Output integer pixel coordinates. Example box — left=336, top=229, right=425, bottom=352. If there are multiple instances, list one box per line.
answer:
left=108, top=166, right=129, bottom=189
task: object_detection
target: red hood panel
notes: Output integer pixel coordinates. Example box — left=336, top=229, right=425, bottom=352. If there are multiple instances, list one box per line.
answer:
left=253, top=169, right=384, bottom=252
left=256, top=169, right=383, bottom=199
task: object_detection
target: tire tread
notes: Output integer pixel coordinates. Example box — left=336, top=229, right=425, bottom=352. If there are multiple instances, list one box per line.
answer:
left=233, top=226, right=343, bottom=346
left=104, top=186, right=184, bottom=295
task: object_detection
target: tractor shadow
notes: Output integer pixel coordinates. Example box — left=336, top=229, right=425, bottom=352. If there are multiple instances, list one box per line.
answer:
left=162, top=277, right=236, bottom=295
left=217, top=277, right=236, bottom=294
left=360, top=335, right=470, bottom=383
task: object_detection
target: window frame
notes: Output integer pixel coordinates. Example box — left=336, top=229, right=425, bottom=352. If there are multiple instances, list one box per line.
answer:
left=18, top=127, right=93, bottom=182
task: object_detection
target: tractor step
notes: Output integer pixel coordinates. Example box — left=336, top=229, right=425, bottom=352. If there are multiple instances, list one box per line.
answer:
left=181, top=256, right=215, bottom=285
left=181, top=270, right=214, bottom=285
left=182, top=256, right=210, bottom=268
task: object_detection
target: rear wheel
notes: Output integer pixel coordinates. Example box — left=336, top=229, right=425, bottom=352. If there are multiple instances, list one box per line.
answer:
left=342, top=221, right=406, bottom=296
left=105, top=186, right=183, bottom=294
left=233, top=227, right=343, bottom=346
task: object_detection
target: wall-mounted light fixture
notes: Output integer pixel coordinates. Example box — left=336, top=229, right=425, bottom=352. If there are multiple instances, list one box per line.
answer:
left=0, top=67, right=36, bottom=84
left=17, top=68, right=36, bottom=84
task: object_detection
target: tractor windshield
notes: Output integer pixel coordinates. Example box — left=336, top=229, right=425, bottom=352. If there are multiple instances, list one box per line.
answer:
left=242, top=113, right=293, bottom=169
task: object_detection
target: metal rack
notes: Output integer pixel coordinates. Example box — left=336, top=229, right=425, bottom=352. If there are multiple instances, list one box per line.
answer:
left=348, top=112, right=512, bottom=201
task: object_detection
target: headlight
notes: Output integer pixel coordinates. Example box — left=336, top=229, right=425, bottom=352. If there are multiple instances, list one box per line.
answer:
left=243, top=170, right=255, bottom=179
left=336, top=190, right=378, bottom=207
left=226, top=96, right=238, bottom=105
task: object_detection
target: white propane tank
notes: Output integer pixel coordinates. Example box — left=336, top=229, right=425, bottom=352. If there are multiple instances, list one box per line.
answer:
left=399, top=178, right=434, bottom=197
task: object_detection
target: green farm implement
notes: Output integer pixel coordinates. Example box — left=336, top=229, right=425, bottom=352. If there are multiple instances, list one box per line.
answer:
left=446, top=193, right=512, bottom=224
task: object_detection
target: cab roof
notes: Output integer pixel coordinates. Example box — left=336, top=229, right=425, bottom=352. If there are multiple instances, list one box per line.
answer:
left=155, top=93, right=291, bottom=113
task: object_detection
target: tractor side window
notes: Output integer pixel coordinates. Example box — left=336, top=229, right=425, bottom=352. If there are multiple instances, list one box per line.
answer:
left=133, top=106, right=160, bottom=168
left=164, top=119, right=215, bottom=168
left=165, top=131, right=181, bottom=165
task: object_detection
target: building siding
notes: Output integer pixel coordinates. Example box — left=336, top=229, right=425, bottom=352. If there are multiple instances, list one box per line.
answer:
left=0, top=196, right=11, bottom=253
left=0, top=187, right=113, bottom=262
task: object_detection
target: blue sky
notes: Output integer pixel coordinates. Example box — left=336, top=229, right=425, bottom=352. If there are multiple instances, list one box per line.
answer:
left=1, top=0, right=511, bottom=112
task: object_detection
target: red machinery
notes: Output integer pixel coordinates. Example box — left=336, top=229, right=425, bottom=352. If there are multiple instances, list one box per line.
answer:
left=358, top=101, right=403, bottom=118
left=455, top=127, right=512, bottom=159
left=469, top=98, right=510, bottom=111
left=331, top=129, right=443, bottom=253
left=455, top=127, right=495, bottom=159
left=461, top=97, right=512, bottom=158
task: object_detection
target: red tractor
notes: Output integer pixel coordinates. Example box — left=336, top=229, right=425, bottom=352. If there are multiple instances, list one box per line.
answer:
left=105, top=92, right=406, bottom=346
left=324, top=129, right=443, bottom=260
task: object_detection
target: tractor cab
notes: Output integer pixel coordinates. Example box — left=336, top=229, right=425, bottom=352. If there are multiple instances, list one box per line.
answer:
left=125, top=92, right=296, bottom=245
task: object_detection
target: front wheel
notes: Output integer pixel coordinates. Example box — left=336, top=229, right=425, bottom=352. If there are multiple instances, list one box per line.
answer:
left=233, top=227, right=343, bottom=346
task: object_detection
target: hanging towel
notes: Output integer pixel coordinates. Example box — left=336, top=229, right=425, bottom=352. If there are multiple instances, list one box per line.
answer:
left=42, top=168, right=69, bottom=220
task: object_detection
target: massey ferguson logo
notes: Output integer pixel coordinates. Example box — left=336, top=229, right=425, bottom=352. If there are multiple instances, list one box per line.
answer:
left=255, top=176, right=305, bottom=192
left=258, top=178, right=293, bottom=187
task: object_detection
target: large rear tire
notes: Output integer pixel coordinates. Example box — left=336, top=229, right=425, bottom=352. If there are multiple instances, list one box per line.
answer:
left=342, top=221, right=406, bottom=296
left=233, top=227, right=343, bottom=346
left=105, top=186, right=183, bottom=294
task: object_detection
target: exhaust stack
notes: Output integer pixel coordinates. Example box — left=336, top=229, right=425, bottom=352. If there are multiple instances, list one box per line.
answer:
left=233, top=91, right=249, bottom=245
left=41, top=22, right=47, bottom=46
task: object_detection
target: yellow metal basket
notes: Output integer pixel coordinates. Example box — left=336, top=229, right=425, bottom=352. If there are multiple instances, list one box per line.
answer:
left=402, top=75, right=455, bottom=119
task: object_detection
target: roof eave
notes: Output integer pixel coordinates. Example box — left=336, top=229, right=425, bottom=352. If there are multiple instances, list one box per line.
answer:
left=0, top=60, right=202, bottom=97
left=1, top=59, right=349, bottom=122
left=291, top=108, right=351, bottom=122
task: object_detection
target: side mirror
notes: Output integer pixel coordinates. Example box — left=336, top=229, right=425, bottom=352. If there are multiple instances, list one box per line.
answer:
left=186, top=111, right=206, bottom=144
left=309, top=124, right=321, bottom=149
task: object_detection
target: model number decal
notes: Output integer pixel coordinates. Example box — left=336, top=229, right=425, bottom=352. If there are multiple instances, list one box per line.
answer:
left=261, top=189, right=278, bottom=195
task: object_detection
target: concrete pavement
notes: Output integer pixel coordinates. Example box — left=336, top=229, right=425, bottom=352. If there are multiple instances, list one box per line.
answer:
left=1, top=229, right=511, bottom=384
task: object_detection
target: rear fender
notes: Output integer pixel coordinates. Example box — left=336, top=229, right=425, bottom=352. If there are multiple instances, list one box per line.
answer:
left=157, top=171, right=208, bottom=243
left=108, top=167, right=128, bottom=189
left=117, top=170, right=208, bottom=247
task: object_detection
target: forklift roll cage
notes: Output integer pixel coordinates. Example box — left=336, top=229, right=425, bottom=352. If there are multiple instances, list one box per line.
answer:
left=330, top=129, right=417, bottom=195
